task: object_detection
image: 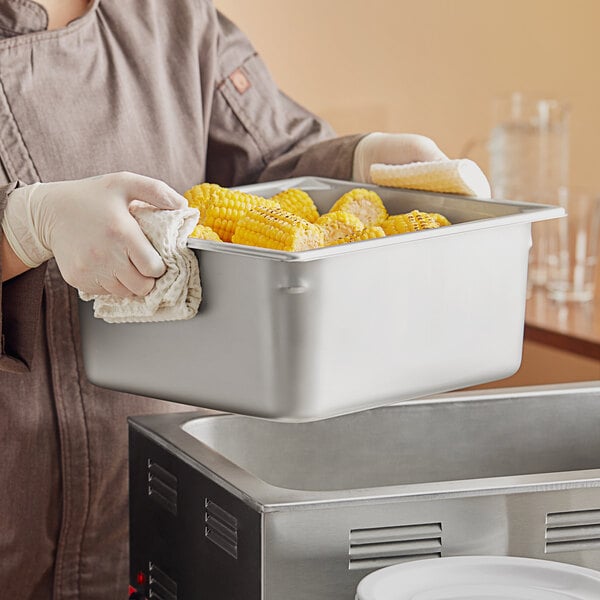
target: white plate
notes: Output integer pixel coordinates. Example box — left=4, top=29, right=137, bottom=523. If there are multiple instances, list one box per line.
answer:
left=355, top=556, right=600, bottom=600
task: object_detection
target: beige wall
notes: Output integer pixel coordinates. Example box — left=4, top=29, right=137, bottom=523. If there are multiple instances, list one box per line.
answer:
left=215, top=0, right=600, bottom=387
left=215, top=0, right=600, bottom=188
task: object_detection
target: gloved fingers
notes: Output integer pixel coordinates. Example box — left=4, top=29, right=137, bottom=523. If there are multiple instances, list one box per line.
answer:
left=353, top=133, right=449, bottom=183
left=124, top=220, right=167, bottom=279
left=397, top=134, right=448, bottom=163
left=115, top=263, right=157, bottom=297
left=96, top=275, right=136, bottom=298
left=56, top=245, right=157, bottom=297
left=369, top=133, right=448, bottom=164
left=76, top=281, right=107, bottom=297
left=73, top=273, right=126, bottom=298
left=116, top=172, right=187, bottom=210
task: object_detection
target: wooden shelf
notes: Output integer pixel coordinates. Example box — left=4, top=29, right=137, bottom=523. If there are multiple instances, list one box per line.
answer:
left=524, top=282, right=600, bottom=361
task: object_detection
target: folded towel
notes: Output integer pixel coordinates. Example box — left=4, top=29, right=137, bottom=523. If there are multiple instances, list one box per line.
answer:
left=370, top=159, right=491, bottom=198
left=80, top=204, right=201, bottom=323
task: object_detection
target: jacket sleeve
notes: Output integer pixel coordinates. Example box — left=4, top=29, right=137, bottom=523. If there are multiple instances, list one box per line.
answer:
left=0, top=182, right=46, bottom=373
left=205, top=10, right=363, bottom=186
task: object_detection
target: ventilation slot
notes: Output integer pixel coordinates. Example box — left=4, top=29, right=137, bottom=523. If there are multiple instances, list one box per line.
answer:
left=349, top=523, right=442, bottom=570
left=147, top=459, right=177, bottom=516
left=205, top=499, right=238, bottom=559
left=148, top=561, right=177, bottom=600
left=546, top=509, right=600, bottom=554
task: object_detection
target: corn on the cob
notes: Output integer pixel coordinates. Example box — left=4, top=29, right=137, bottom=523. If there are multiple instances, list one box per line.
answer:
left=315, top=211, right=365, bottom=245
left=381, top=210, right=441, bottom=235
left=429, top=212, right=452, bottom=227
left=331, top=225, right=386, bottom=246
left=329, top=188, right=388, bottom=226
left=189, top=223, right=222, bottom=241
left=271, top=188, right=320, bottom=223
left=184, top=182, right=224, bottom=216
left=370, top=159, right=491, bottom=198
left=232, top=206, right=324, bottom=251
left=184, top=182, right=451, bottom=253
left=199, top=189, right=278, bottom=242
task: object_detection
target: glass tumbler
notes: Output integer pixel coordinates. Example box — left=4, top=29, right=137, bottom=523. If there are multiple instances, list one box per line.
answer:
left=488, top=93, right=570, bottom=288
left=546, top=188, right=600, bottom=303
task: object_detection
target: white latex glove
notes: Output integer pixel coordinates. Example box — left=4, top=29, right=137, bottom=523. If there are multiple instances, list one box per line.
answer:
left=1, top=172, right=187, bottom=297
left=352, top=132, right=448, bottom=183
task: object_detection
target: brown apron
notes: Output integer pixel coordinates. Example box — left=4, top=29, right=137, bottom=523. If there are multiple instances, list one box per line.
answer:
left=0, top=1, right=359, bottom=597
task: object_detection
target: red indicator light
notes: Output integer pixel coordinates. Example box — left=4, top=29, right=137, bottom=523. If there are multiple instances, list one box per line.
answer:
left=128, top=585, right=137, bottom=595
left=136, top=571, right=146, bottom=585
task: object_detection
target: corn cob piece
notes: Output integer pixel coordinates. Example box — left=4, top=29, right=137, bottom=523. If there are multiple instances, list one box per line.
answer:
left=316, top=211, right=365, bottom=245
left=331, top=225, right=386, bottom=246
left=271, top=188, right=320, bottom=223
left=200, top=190, right=278, bottom=242
left=189, top=223, right=222, bottom=241
left=232, top=206, right=325, bottom=251
left=381, top=210, right=441, bottom=235
left=329, top=188, right=388, bottom=226
left=429, top=212, right=452, bottom=227
left=370, top=159, right=491, bottom=198
left=184, top=182, right=224, bottom=216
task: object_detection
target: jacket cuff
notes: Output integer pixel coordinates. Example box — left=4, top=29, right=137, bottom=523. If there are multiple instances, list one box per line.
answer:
left=0, top=181, right=47, bottom=372
left=258, top=133, right=365, bottom=183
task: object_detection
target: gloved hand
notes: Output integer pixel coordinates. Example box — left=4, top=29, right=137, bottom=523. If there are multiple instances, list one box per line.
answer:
left=1, top=172, right=187, bottom=297
left=352, top=133, right=448, bottom=183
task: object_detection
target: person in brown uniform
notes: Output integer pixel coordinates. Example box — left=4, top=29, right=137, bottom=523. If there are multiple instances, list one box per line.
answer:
left=0, top=1, right=449, bottom=598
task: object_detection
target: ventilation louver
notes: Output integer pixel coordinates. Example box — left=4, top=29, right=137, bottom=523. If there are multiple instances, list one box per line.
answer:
left=205, top=498, right=239, bottom=559
left=546, top=509, right=600, bottom=554
left=148, top=561, right=177, bottom=600
left=349, top=522, right=442, bottom=570
left=147, top=459, right=178, bottom=516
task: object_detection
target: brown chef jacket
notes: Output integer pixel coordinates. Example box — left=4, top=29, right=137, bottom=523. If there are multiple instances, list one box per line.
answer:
left=0, top=1, right=360, bottom=598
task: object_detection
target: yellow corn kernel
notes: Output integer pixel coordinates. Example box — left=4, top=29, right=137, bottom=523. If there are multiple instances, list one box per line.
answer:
left=189, top=223, right=222, bottom=242
left=331, top=225, right=386, bottom=246
left=381, top=210, right=439, bottom=235
left=201, top=190, right=278, bottom=242
left=429, top=212, right=452, bottom=227
left=184, top=182, right=223, bottom=216
left=316, top=211, right=365, bottom=245
left=271, top=188, right=320, bottom=223
left=381, top=210, right=441, bottom=235
left=329, top=188, right=388, bottom=226
left=232, top=206, right=325, bottom=251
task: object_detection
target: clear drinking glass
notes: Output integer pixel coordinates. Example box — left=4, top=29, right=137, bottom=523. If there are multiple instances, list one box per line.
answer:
left=488, top=93, right=570, bottom=288
left=546, top=188, right=600, bottom=303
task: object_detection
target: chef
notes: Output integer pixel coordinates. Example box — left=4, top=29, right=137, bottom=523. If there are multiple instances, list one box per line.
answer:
left=0, top=1, right=449, bottom=598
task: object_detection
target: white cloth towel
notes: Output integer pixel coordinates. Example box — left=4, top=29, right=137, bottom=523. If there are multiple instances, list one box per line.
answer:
left=80, top=204, right=201, bottom=323
left=370, top=159, right=492, bottom=198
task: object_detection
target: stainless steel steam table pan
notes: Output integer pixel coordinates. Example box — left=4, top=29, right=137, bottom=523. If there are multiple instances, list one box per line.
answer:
left=79, top=177, right=564, bottom=420
left=128, top=382, right=600, bottom=600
